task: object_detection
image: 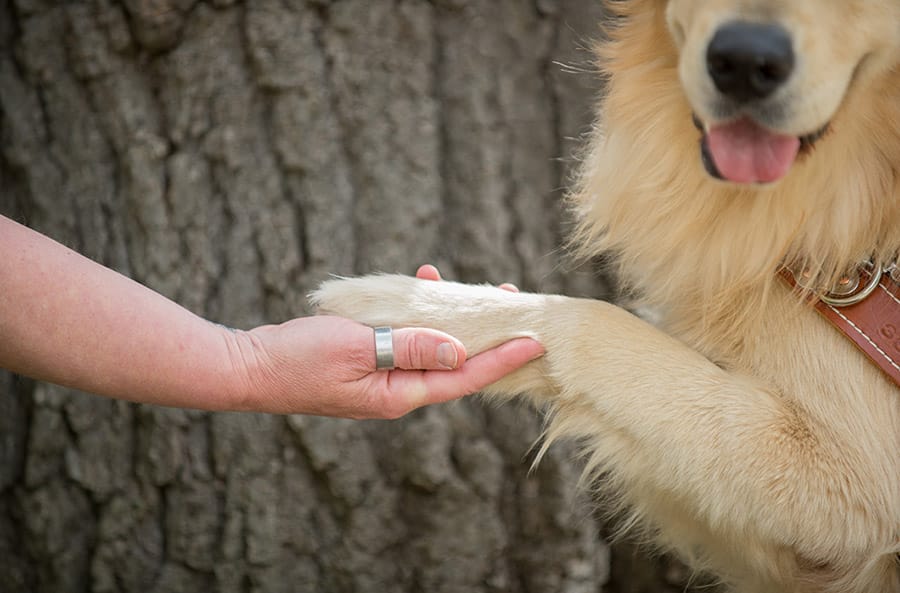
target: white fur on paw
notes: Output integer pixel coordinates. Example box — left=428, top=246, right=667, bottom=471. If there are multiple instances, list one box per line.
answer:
left=310, top=274, right=450, bottom=328
left=309, top=274, right=542, bottom=344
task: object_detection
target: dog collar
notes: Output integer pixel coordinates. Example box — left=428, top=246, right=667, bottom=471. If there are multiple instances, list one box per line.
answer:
left=781, top=262, right=900, bottom=388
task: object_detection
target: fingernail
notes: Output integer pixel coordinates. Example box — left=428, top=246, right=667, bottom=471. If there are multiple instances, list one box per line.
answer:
left=529, top=349, right=546, bottom=361
left=512, top=337, right=545, bottom=361
left=437, top=342, right=459, bottom=369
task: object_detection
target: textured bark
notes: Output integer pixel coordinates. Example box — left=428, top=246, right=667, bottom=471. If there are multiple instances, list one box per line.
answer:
left=0, top=1, right=703, bottom=592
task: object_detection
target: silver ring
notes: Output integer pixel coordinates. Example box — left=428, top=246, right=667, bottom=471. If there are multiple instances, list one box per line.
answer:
left=373, top=327, right=395, bottom=370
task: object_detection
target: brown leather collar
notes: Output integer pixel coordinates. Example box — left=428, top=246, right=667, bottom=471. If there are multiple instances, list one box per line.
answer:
left=781, top=264, right=900, bottom=388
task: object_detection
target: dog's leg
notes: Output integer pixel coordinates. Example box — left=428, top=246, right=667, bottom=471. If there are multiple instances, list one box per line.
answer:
left=312, top=275, right=890, bottom=586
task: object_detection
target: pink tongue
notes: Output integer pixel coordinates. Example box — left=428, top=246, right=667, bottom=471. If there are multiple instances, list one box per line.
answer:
left=707, top=119, right=800, bottom=184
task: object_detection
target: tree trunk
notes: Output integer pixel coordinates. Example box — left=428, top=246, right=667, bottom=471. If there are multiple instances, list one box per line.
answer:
left=0, top=1, right=700, bottom=592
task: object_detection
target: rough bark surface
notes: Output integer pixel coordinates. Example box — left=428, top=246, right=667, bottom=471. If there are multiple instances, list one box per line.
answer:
left=0, top=2, right=700, bottom=592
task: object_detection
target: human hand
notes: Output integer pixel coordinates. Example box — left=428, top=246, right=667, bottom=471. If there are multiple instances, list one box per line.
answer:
left=232, top=313, right=544, bottom=420
left=0, top=214, right=542, bottom=417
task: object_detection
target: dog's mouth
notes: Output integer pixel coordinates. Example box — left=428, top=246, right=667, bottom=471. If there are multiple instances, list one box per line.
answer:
left=694, top=115, right=829, bottom=184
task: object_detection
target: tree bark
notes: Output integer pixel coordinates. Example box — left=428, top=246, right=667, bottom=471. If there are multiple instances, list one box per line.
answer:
left=0, top=1, right=703, bottom=592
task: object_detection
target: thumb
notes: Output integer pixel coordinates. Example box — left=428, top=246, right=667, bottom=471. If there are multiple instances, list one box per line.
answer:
left=389, top=328, right=467, bottom=371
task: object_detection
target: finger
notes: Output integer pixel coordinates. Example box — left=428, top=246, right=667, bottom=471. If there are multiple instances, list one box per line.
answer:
left=415, top=264, right=442, bottom=281
left=415, top=337, right=544, bottom=406
left=498, top=283, right=519, bottom=293
left=390, top=327, right=467, bottom=371
left=361, top=337, right=544, bottom=418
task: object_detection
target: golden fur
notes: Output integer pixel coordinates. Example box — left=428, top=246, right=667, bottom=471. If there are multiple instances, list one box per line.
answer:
left=314, top=2, right=900, bottom=591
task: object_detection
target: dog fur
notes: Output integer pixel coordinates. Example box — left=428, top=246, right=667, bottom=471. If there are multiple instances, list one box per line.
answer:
left=313, top=2, right=900, bottom=591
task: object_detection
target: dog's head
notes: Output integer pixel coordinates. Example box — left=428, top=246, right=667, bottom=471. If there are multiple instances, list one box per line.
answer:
left=664, top=0, right=900, bottom=185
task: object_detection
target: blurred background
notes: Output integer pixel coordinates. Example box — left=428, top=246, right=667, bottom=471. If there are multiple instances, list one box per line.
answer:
left=0, top=1, right=701, bottom=592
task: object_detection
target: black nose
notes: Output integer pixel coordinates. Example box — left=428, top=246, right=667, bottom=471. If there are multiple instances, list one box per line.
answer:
left=706, top=22, right=794, bottom=102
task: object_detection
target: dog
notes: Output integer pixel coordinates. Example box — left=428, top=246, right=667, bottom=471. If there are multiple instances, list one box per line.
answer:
left=313, top=1, right=900, bottom=591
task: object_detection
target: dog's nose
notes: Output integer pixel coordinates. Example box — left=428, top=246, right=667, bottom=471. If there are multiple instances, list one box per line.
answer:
left=706, top=22, right=794, bottom=102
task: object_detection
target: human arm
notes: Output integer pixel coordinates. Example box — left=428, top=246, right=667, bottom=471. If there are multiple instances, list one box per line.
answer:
left=0, top=215, right=543, bottom=417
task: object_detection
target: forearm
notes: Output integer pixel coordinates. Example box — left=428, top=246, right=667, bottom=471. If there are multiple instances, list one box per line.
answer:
left=0, top=216, right=248, bottom=410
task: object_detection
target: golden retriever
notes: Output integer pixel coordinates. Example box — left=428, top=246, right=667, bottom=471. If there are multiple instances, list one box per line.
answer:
left=313, top=1, right=900, bottom=591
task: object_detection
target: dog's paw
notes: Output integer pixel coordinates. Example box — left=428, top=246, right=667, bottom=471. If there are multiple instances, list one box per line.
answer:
left=310, top=274, right=434, bottom=328
left=310, top=274, right=543, bottom=354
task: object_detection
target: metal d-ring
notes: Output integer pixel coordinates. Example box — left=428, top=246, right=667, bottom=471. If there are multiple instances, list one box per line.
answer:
left=820, top=264, right=883, bottom=307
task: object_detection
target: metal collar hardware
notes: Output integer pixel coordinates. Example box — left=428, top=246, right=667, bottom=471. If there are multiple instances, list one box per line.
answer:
left=781, top=258, right=900, bottom=387
left=821, top=264, right=883, bottom=307
left=790, top=260, right=887, bottom=308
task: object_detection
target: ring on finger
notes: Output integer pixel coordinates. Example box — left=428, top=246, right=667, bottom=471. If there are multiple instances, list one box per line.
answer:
left=373, top=326, right=395, bottom=370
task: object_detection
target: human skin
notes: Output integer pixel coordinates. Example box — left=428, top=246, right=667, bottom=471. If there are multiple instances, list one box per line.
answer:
left=0, top=215, right=544, bottom=419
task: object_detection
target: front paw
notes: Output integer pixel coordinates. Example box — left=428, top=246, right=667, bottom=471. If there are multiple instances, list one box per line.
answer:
left=310, top=274, right=442, bottom=329
left=311, top=274, right=543, bottom=355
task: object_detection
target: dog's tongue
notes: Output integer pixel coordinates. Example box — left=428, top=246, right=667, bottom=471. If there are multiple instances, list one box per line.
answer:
left=706, top=119, right=800, bottom=184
